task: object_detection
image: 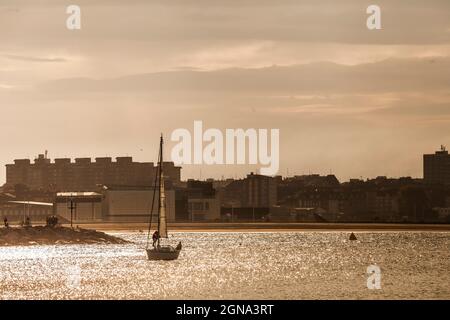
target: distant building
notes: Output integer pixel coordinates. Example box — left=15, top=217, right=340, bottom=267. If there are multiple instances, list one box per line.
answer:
left=277, top=174, right=341, bottom=221
left=269, top=206, right=330, bottom=222
left=432, top=207, right=450, bottom=222
left=219, top=173, right=278, bottom=208
left=216, top=173, right=277, bottom=221
left=277, top=174, right=340, bottom=202
left=424, top=146, right=450, bottom=185
left=101, top=186, right=176, bottom=222
left=185, top=180, right=220, bottom=221
left=285, top=174, right=340, bottom=188
left=5, top=154, right=181, bottom=191
left=245, top=173, right=278, bottom=208
left=54, top=187, right=177, bottom=223
left=55, top=192, right=103, bottom=222
left=296, top=190, right=342, bottom=220
left=0, top=201, right=53, bottom=223
left=366, top=190, right=399, bottom=221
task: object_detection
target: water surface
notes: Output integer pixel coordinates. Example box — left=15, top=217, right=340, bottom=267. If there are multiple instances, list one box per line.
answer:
left=0, top=231, right=449, bottom=299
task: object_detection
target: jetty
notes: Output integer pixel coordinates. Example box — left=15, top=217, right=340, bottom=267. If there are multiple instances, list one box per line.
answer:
left=0, top=226, right=130, bottom=246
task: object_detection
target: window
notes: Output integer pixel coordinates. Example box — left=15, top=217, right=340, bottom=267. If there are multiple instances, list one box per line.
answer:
left=193, top=202, right=203, bottom=210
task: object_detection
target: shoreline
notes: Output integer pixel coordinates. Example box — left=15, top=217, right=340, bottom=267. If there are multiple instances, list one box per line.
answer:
left=0, top=226, right=130, bottom=246
left=63, top=222, right=450, bottom=232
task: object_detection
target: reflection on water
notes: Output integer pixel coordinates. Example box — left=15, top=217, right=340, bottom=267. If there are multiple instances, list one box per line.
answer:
left=0, top=231, right=449, bottom=299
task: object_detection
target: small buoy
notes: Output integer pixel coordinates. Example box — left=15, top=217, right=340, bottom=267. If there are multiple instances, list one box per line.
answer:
left=349, top=232, right=357, bottom=241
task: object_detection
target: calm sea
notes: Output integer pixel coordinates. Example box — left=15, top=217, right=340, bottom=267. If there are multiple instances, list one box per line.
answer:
left=0, top=231, right=449, bottom=299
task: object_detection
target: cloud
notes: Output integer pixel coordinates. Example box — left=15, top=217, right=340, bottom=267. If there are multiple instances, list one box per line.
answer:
left=1, top=1, right=450, bottom=182
left=2, top=54, right=67, bottom=63
left=37, top=57, right=450, bottom=96
left=0, top=83, right=14, bottom=89
left=2, top=0, right=450, bottom=48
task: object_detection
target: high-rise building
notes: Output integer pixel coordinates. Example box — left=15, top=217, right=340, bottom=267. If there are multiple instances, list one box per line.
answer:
left=5, top=154, right=181, bottom=191
left=423, top=145, right=450, bottom=185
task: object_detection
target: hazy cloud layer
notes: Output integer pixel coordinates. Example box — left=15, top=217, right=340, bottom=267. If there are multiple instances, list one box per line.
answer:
left=2, top=54, right=67, bottom=63
left=0, top=1, right=450, bottom=182
left=37, top=57, right=450, bottom=94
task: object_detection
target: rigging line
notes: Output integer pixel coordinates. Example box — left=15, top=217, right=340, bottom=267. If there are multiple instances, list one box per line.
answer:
left=146, top=142, right=161, bottom=249
left=157, top=135, right=163, bottom=245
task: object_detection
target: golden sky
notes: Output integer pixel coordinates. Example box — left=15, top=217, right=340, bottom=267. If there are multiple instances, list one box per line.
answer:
left=1, top=0, right=450, bottom=182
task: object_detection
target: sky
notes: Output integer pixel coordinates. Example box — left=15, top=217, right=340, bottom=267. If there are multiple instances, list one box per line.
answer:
left=1, top=0, right=450, bottom=182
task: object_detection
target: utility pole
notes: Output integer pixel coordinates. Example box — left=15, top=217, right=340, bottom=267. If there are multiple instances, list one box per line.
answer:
left=68, top=197, right=76, bottom=228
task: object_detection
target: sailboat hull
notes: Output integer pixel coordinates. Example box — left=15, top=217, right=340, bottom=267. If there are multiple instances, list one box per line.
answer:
left=146, top=246, right=181, bottom=261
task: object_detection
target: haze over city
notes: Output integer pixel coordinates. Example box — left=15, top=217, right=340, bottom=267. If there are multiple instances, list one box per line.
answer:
left=1, top=0, right=450, bottom=182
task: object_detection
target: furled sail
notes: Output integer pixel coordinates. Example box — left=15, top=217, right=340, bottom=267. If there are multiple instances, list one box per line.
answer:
left=158, top=170, right=168, bottom=238
left=158, top=135, right=168, bottom=238
left=145, top=134, right=181, bottom=260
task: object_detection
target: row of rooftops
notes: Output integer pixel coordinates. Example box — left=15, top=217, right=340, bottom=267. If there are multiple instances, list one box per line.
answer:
left=10, top=157, right=152, bottom=166
left=9, top=155, right=178, bottom=167
left=7, top=154, right=181, bottom=166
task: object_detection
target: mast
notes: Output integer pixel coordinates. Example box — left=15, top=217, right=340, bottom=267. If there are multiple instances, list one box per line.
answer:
left=146, top=134, right=165, bottom=249
left=158, top=135, right=168, bottom=241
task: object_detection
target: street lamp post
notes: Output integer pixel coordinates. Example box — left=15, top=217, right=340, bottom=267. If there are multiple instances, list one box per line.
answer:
left=68, top=197, right=76, bottom=228
left=22, top=202, right=30, bottom=226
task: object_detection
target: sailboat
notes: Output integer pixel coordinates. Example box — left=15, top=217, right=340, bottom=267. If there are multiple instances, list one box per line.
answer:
left=146, top=135, right=182, bottom=261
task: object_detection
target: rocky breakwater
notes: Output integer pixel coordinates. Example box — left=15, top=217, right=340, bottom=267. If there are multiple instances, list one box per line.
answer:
left=0, top=226, right=130, bottom=246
